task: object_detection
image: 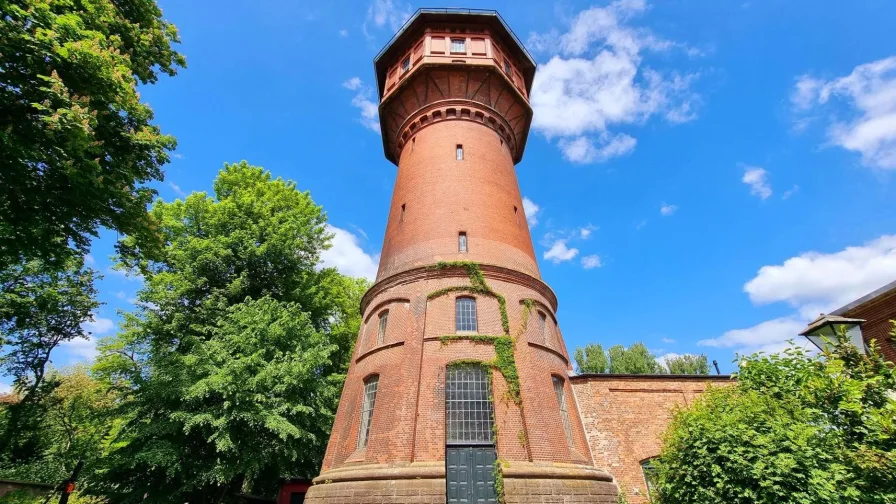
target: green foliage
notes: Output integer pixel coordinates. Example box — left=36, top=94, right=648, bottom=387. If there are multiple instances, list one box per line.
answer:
left=0, top=257, right=100, bottom=399
left=427, top=262, right=509, bottom=334
left=0, top=366, right=119, bottom=490
left=664, top=354, right=709, bottom=375
left=574, top=342, right=665, bottom=374
left=574, top=343, right=609, bottom=374
left=91, top=162, right=368, bottom=503
left=0, top=0, right=185, bottom=268
left=655, top=325, right=896, bottom=504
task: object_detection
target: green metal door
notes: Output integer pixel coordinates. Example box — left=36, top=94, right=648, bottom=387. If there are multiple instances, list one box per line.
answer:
left=446, top=446, right=497, bottom=504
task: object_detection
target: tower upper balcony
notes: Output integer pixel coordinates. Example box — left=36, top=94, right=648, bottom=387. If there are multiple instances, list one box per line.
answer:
left=374, top=9, right=537, bottom=165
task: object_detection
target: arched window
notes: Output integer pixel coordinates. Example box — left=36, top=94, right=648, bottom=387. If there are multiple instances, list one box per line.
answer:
left=455, top=297, right=477, bottom=332
left=641, top=458, right=658, bottom=500
left=538, top=311, right=548, bottom=343
left=357, top=375, right=379, bottom=448
left=377, top=310, right=389, bottom=345
left=552, top=375, right=574, bottom=448
left=446, top=364, right=493, bottom=444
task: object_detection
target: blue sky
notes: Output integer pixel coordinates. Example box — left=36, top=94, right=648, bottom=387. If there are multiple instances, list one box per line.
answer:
left=36, top=0, right=896, bottom=381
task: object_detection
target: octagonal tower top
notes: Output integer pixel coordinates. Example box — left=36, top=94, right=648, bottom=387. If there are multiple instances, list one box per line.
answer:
left=373, top=8, right=537, bottom=165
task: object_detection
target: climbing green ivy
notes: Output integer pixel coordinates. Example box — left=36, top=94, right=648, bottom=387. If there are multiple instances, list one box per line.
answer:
left=428, top=262, right=509, bottom=334
left=493, top=458, right=509, bottom=503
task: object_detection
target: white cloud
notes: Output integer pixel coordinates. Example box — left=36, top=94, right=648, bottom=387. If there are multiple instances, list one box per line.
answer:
left=84, top=254, right=95, bottom=265
left=168, top=181, right=186, bottom=197
left=59, top=337, right=99, bottom=361
left=661, top=337, right=676, bottom=344
left=81, top=315, right=114, bottom=336
left=0, top=382, right=11, bottom=395
left=581, top=254, right=602, bottom=269
left=339, top=29, right=349, bottom=37
left=741, top=165, right=772, bottom=199
left=529, top=0, right=699, bottom=163
left=342, top=77, right=363, bottom=91
left=660, top=203, right=677, bottom=216
left=579, top=225, right=597, bottom=239
left=698, top=317, right=813, bottom=356
left=543, top=240, right=579, bottom=263
left=744, top=234, right=896, bottom=314
left=635, top=219, right=647, bottom=230
left=320, top=225, right=380, bottom=281
left=343, top=78, right=380, bottom=133
left=782, top=185, right=799, bottom=200
left=114, top=291, right=127, bottom=300
left=708, top=234, right=896, bottom=355
left=792, top=56, right=896, bottom=169
left=522, top=197, right=540, bottom=227
left=363, top=0, right=412, bottom=36
left=558, top=134, right=637, bottom=164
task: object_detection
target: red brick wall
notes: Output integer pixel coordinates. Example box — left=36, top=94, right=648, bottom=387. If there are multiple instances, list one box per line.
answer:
left=570, top=375, right=734, bottom=503
left=376, top=113, right=540, bottom=281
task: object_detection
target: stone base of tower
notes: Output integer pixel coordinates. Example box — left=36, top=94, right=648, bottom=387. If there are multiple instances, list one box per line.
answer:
left=304, top=462, right=618, bottom=504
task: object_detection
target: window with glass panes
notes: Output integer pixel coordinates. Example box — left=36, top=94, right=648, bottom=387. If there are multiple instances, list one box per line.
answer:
left=377, top=311, right=388, bottom=345
left=357, top=376, right=379, bottom=448
left=552, top=376, right=574, bottom=448
left=458, top=232, right=467, bottom=253
left=401, top=55, right=410, bottom=72
left=446, top=364, right=494, bottom=444
left=455, top=297, right=477, bottom=332
left=451, top=38, right=466, bottom=53
left=641, top=459, right=658, bottom=500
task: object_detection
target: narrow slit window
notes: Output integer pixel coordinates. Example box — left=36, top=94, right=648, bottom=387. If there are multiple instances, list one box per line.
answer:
left=377, top=311, right=388, bottom=345
left=455, top=297, right=478, bottom=332
left=539, top=312, right=547, bottom=343
left=451, top=38, right=466, bottom=54
left=553, top=376, right=574, bottom=448
left=358, top=375, right=379, bottom=448
left=456, top=144, right=463, bottom=160
left=458, top=232, right=467, bottom=253
left=400, top=203, right=405, bottom=223
left=514, top=206, right=519, bottom=226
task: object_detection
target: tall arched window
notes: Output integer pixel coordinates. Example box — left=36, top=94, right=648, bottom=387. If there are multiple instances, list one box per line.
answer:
left=377, top=310, right=389, bottom=345
left=357, top=375, right=379, bottom=448
left=446, top=364, right=493, bottom=444
left=455, top=297, right=478, bottom=332
left=538, top=311, right=548, bottom=343
left=552, top=375, right=574, bottom=448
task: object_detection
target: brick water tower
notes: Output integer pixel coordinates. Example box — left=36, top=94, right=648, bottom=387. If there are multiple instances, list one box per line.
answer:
left=305, top=9, right=618, bottom=504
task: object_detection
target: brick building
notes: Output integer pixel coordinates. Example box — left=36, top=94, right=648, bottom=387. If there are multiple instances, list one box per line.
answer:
left=305, top=9, right=726, bottom=504
left=800, top=280, right=896, bottom=362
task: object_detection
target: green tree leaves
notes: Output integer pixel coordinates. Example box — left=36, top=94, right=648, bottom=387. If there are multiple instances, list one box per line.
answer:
left=93, top=162, right=367, bottom=503
left=655, top=327, right=896, bottom=504
left=0, top=0, right=185, bottom=268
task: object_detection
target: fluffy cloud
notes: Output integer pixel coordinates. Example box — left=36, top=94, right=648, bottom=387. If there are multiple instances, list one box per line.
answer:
left=320, top=225, right=380, bottom=281
left=699, top=317, right=812, bottom=356
left=744, top=234, right=896, bottom=315
left=528, top=0, right=699, bottom=163
left=363, top=0, right=412, bottom=36
left=343, top=78, right=380, bottom=133
left=522, top=197, right=540, bottom=227
left=82, top=316, right=115, bottom=336
left=741, top=165, right=772, bottom=199
left=660, top=203, right=677, bottom=216
left=792, top=56, right=896, bottom=169
left=704, top=235, right=896, bottom=355
left=543, top=240, right=579, bottom=263
left=59, top=337, right=100, bottom=360
left=581, top=254, right=602, bottom=269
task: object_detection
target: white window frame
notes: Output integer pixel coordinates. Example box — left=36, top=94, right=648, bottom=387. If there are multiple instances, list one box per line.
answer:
left=455, top=297, right=478, bottom=333
left=377, top=311, right=389, bottom=345
left=358, top=376, right=379, bottom=448
left=450, top=38, right=466, bottom=54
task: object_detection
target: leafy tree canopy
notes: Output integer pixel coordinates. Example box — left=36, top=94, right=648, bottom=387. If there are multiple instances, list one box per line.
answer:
left=655, top=327, right=896, bottom=504
left=575, top=343, right=710, bottom=375
left=0, top=0, right=185, bottom=268
left=92, top=162, right=368, bottom=503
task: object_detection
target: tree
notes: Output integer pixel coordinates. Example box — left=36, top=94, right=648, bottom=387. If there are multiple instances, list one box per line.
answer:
left=0, top=0, right=186, bottom=268
left=0, top=366, right=119, bottom=487
left=574, top=342, right=665, bottom=374
left=92, top=162, right=368, bottom=503
left=0, top=258, right=100, bottom=401
left=574, top=344, right=609, bottom=373
left=664, top=354, right=709, bottom=375
left=655, top=326, right=896, bottom=504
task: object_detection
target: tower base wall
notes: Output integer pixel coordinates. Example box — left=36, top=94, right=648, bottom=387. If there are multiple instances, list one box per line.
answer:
left=304, top=462, right=618, bottom=504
